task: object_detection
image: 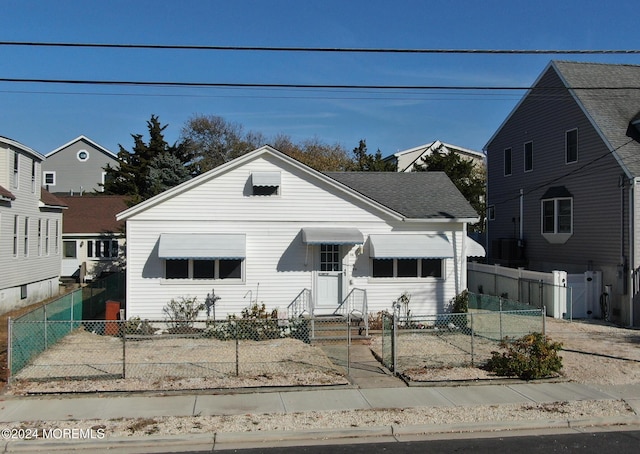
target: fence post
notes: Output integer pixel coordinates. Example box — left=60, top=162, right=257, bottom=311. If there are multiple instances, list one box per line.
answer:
left=7, top=317, right=12, bottom=380
left=392, top=311, right=398, bottom=374
left=470, top=312, right=475, bottom=367
left=542, top=306, right=546, bottom=335
left=235, top=321, right=239, bottom=377
left=122, top=321, right=126, bottom=379
left=44, top=304, right=48, bottom=350
left=499, top=304, right=503, bottom=340
left=347, top=313, right=351, bottom=375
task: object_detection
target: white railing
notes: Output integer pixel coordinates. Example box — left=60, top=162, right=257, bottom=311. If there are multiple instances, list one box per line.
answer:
left=334, top=288, right=368, bottom=336
left=287, top=288, right=313, bottom=319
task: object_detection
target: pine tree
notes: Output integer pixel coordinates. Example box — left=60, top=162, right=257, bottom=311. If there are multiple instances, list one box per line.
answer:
left=102, top=115, right=190, bottom=204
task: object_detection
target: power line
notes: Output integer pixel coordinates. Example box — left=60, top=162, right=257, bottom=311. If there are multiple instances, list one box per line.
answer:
left=1, top=41, right=640, bottom=54
left=2, top=77, right=640, bottom=91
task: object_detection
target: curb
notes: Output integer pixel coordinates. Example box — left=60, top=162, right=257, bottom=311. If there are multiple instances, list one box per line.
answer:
left=2, top=416, right=639, bottom=452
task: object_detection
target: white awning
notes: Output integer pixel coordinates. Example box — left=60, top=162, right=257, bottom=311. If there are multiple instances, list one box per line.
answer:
left=467, top=237, right=486, bottom=257
left=251, top=171, right=281, bottom=187
left=301, top=227, right=364, bottom=245
left=369, top=234, right=453, bottom=259
left=158, top=233, right=246, bottom=259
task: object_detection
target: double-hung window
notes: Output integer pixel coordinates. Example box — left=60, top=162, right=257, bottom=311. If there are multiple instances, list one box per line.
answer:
left=524, top=142, right=533, bottom=172
left=541, top=192, right=573, bottom=244
left=372, top=258, right=443, bottom=278
left=566, top=129, right=578, bottom=163
left=504, top=148, right=512, bottom=176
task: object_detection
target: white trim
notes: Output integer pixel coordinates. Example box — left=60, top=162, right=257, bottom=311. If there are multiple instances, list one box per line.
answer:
left=46, top=135, right=117, bottom=159
left=43, top=170, right=56, bottom=186
left=118, top=146, right=405, bottom=222
left=77, top=149, right=90, bottom=162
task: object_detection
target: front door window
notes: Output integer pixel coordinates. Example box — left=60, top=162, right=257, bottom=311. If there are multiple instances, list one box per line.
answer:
left=320, top=244, right=341, bottom=271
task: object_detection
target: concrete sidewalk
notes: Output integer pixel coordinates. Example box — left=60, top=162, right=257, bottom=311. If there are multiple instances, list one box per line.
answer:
left=0, top=344, right=639, bottom=451
left=0, top=381, right=639, bottom=453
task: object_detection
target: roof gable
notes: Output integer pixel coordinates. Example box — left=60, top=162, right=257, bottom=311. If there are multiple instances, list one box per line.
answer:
left=46, top=135, right=117, bottom=160
left=485, top=60, right=640, bottom=177
left=118, top=146, right=477, bottom=222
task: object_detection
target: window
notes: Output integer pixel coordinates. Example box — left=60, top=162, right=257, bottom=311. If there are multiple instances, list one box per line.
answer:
left=251, top=172, right=280, bottom=196
left=44, top=171, right=56, bottom=187
left=37, top=219, right=42, bottom=256
left=504, top=148, right=512, bottom=176
left=45, top=219, right=50, bottom=255
left=101, top=172, right=107, bottom=192
left=13, top=216, right=18, bottom=257
left=23, top=217, right=29, bottom=257
left=63, top=241, right=77, bottom=258
left=13, top=152, right=19, bottom=189
left=372, top=258, right=443, bottom=278
left=77, top=150, right=89, bottom=162
left=487, top=205, right=495, bottom=221
left=55, top=220, right=59, bottom=254
left=20, top=285, right=27, bottom=300
left=524, top=142, right=533, bottom=172
left=541, top=197, right=573, bottom=243
left=566, top=129, right=578, bottom=163
left=87, top=239, right=119, bottom=258
left=165, top=259, right=243, bottom=280
left=320, top=244, right=341, bottom=271
left=31, top=160, right=36, bottom=192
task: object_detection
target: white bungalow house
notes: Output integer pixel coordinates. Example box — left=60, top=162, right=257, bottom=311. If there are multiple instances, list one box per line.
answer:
left=116, top=146, right=480, bottom=320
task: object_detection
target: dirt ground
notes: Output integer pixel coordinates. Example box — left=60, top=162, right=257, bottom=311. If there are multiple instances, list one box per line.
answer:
left=2, top=301, right=639, bottom=394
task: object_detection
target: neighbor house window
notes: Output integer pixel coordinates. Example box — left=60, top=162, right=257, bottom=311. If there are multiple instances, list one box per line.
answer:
left=541, top=197, right=573, bottom=244
left=372, top=258, right=443, bottom=278
left=44, top=171, right=56, bottom=187
left=77, top=150, right=89, bottom=162
left=487, top=205, right=495, bottom=221
left=87, top=239, right=119, bottom=258
left=504, top=148, right=512, bottom=176
left=524, top=142, right=533, bottom=172
left=31, top=160, right=36, bottom=192
left=55, top=220, right=59, bottom=254
left=23, top=217, right=29, bottom=257
left=566, top=129, right=578, bottom=163
left=45, top=219, right=50, bottom=255
left=13, top=216, right=18, bottom=257
left=165, top=259, right=243, bottom=280
left=37, top=219, right=42, bottom=256
left=13, top=152, right=19, bottom=189
left=63, top=241, right=77, bottom=258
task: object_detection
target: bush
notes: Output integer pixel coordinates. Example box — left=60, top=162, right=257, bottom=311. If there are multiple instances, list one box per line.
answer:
left=485, top=332, right=563, bottom=380
left=162, top=296, right=204, bottom=329
left=449, top=290, right=469, bottom=313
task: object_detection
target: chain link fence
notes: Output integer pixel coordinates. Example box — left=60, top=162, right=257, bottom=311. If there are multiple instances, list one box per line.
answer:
left=375, top=302, right=545, bottom=376
left=8, top=316, right=358, bottom=391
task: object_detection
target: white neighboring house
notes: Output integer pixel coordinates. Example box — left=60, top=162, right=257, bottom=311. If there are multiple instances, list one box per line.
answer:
left=0, top=136, right=66, bottom=314
left=117, top=146, right=480, bottom=320
left=386, top=140, right=485, bottom=172
left=57, top=195, right=128, bottom=281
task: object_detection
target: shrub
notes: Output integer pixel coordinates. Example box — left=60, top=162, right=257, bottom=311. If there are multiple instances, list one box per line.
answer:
left=485, top=332, right=563, bottom=380
left=162, top=296, right=204, bottom=329
left=449, top=290, right=469, bottom=313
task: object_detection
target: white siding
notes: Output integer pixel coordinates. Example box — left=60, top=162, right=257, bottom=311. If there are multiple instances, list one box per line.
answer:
left=125, top=153, right=469, bottom=319
left=0, top=147, right=63, bottom=314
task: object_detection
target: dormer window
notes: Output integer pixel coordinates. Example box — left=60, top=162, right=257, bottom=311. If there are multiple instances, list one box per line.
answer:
left=251, top=172, right=280, bottom=196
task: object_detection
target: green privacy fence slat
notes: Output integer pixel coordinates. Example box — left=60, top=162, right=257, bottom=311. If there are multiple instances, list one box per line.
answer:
left=9, top=272, right=125, bottom=375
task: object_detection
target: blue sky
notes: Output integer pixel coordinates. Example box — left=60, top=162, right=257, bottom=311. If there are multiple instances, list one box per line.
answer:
left=1, top=0, right=639, bottom=158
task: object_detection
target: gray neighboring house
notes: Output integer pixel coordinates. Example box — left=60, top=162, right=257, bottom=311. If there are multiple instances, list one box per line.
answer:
left=485, top=60, right=640, bottom=327
left=0, top=136, right=66, bottom=314
left=42, top=135, right=118, bottom=195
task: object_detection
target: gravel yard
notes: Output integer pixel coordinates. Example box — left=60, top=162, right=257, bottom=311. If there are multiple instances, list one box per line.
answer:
left=3, top=316, right=639, bottom=438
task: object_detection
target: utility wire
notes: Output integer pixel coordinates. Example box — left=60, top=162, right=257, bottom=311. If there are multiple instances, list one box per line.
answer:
left=1, top=41, right=639, bottom=54
left=1, top=77, right=640, bottom=91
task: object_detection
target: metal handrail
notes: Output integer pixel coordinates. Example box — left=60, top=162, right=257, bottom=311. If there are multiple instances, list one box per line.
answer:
left=287, top=288, right=313, bottom=319
left=334, top=288, right=368, bottom=336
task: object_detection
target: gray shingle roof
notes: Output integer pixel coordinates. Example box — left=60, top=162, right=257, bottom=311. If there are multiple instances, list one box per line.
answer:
left=552, top=61, right=640, bottom=177
left=323, top=171, right=478, bottom=219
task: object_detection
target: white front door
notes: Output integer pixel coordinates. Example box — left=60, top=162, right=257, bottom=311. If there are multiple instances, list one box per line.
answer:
left=314, top=244, right=343, bottom=313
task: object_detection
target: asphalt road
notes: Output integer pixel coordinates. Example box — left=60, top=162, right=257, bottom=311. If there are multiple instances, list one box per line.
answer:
left=208, top=429, right=640, bottom=453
